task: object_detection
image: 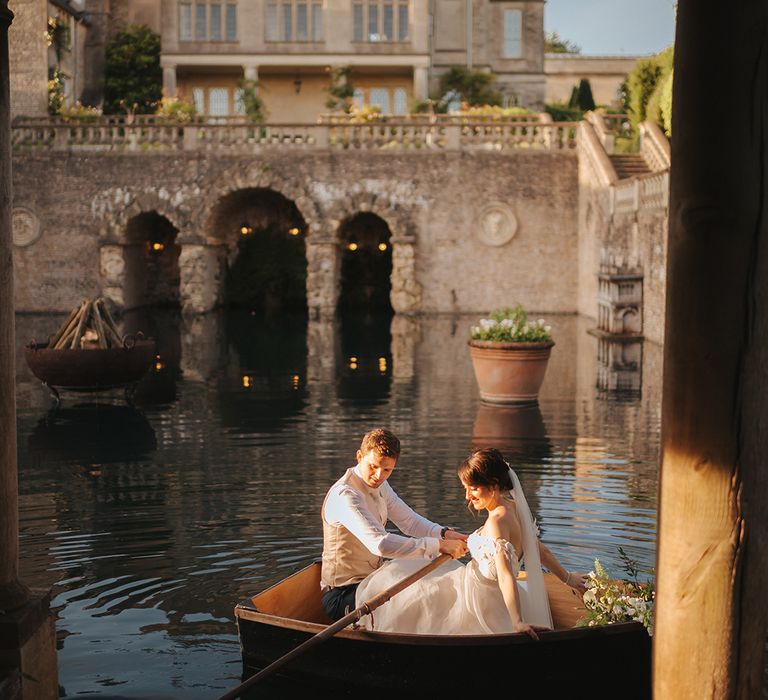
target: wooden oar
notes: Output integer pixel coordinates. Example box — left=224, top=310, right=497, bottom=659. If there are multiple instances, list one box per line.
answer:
left=216, top=553, right=452, bottom=700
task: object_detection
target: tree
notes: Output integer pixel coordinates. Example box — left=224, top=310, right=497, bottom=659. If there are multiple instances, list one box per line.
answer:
left=625, top=45, right=673, bottom=129
left=574, top=78, right=596, bottom=111
left=438, top=67, right=502, bottom=107
left=545, top=31, right=581, bottom=54
left=103, top=25, right=162, bottom=115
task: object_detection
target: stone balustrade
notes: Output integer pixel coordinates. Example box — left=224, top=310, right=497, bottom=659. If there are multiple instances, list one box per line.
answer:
left=10, top=118, right=579, bottom=153
left=611, top=170, right=670, bottom=215
left=639, top=121, right=671, bottom=172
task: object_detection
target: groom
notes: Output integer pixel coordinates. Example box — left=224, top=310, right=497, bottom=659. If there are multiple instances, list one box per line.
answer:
left=320, top=427, right=468, bottom=620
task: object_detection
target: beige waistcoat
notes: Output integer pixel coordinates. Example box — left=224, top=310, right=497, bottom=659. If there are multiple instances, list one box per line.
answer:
left=321, top=468, right=385, bottom=589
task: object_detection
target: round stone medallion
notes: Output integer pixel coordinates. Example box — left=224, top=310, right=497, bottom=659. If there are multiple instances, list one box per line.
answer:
left=477, top=203, right=518, bottom=247
left=12, top=207, right=42, bottom=247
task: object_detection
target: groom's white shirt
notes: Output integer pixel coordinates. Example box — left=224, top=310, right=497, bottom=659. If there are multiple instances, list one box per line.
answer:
left=322, top=465, right=441, bottom=579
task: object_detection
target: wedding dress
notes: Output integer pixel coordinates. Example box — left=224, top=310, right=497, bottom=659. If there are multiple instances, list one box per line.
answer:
left=354, top=468, right=553, bottom=635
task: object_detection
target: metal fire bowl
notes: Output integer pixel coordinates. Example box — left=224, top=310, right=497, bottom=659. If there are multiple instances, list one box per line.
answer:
left=24, top=339, right=156, bottom=391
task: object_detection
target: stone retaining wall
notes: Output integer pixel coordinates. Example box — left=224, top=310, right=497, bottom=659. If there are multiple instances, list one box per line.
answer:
left=11, top=149, right=579, bottom=316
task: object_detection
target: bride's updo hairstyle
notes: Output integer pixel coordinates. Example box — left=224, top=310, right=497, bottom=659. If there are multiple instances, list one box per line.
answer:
left=458, top=447, right=514, bottom=491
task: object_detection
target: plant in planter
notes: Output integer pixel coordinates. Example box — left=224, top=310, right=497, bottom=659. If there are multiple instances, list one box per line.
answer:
left=468, top=305, right=554, bottom=404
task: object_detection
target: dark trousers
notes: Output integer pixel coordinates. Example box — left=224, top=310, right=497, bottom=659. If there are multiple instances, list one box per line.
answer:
left=321, top=583, right=359, bottom=620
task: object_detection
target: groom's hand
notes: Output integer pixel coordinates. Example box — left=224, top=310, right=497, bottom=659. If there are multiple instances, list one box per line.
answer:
left=444, top=529, right=469, bottom=542
left=439, top=539, right=468, bottom=559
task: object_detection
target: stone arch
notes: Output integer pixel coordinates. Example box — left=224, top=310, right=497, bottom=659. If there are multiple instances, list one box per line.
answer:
left=206, top=187, right=309, bottom=313
left=121, top=212, right=181, bottom=310
left=620, top=307, right=642, bottom=335
left=197, top=163, right=323, bottom=239
left=336, top=211, right=394, bottom=314
left=324, top=193, right=422, bottom=315
left=92, top=186, right=195, bottom=243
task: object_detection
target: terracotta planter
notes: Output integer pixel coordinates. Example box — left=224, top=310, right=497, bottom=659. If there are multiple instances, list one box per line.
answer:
left=468, top=339, right=554, bottom=404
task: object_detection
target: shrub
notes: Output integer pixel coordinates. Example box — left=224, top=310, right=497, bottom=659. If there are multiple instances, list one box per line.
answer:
left=438, top=66, right=502, bottom=107
left=457, top=104, right=533, bottom=119
left=544, top=101, right=583, bottom=122
left=59, top=102, right=102, bottom=122
left=155, top=96, right=197, bottom=123
left=103, top=24, right=162, bottom=115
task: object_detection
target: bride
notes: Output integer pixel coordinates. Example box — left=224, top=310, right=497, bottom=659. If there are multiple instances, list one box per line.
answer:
left=355, top=447, right=584, bottom=638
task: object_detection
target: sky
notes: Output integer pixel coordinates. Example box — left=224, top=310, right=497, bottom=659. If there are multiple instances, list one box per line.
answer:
left=544, top=0, right=677, bottom=56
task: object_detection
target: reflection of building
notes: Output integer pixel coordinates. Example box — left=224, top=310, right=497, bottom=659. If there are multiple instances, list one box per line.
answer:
left=588, top=261, right=643, bottom=397
left=596, top=266, right=643, bottom=337
left=596, top=337, right=642, bottom=395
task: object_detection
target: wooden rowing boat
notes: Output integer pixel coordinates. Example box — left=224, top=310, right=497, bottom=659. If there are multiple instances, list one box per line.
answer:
left=234, top=561, right=651, bottom=697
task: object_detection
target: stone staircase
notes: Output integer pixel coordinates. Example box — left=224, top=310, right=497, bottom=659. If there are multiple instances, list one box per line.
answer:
left=610, top=153, right=652, bottom=180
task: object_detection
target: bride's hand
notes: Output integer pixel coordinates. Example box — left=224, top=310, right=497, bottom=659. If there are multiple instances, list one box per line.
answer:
left=565, top=571, right=587, bottom=594
left=439, top=539, right=468, bottom=559
left=513, top=622, right=550, bottom=641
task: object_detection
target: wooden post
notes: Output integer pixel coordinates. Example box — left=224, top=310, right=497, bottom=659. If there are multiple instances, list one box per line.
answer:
left=0, top=0, right=29, bottom=612
left=655, top=2, right=768, bottom=697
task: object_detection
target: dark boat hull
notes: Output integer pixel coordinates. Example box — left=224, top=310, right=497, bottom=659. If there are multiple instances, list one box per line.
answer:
left=235, top=562, right=652, bottom=697
left=24, top=340, right=155, bottom=391
left=237, top=614, right=651, bottom=696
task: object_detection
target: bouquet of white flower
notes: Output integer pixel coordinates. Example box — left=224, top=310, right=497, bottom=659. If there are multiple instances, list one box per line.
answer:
left=470, top=304, right=552, bottom=343
left=578, top=549, right=655, bottom=635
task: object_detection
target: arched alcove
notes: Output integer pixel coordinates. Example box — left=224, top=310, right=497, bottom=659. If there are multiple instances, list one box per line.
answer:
left=122, top=212, right=181, bottom=310
left=337, top=212, right=393, bottom=315
left=208, top=188, right=308, bottom=314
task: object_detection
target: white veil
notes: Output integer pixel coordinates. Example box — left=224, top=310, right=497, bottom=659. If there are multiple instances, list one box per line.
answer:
left=507, top=465, right=553, bottom=628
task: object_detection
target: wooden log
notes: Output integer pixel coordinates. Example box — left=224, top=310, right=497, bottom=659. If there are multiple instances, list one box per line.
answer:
left=70, top=300, right=92, bottom=349
left=96, top=299, right=122, bottom=347
left=655, top=3, right=768, bottom=698
left=54, top=302, right=86, bottom=349
left=48, top=304, right=80, bottom=349
left=91, top=302, right=108, bottom=349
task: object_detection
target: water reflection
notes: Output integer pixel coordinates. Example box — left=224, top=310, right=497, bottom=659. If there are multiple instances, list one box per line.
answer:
left=337, top=313, right=393, bottom=404
left=14, top=313, right=661, bottom=698
left=122, top=307, right=183, bottom=406
left=217, top=311, right=309, bottom=434
left=27, top=402, right=157, bottom=466
left=595, top=336, right=643, bottom=399
left=471, top=402, right=551, bottom=464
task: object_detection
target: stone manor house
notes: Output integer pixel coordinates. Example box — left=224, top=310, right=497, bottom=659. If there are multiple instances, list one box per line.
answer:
left=9, top=0, right=639, bottom=121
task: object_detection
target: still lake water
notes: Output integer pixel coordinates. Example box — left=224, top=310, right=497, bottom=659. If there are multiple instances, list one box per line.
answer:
left=14, top=310, right=661, bottom=698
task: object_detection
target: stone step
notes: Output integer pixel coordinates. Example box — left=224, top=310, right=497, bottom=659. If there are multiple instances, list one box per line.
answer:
left=609, top=154, right=652, bottom=180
